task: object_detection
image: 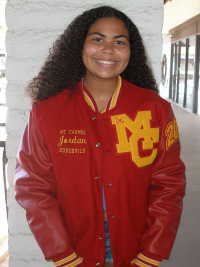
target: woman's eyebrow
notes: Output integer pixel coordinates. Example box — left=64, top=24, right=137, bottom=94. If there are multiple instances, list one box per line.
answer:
left=88, top=32, right=129, bottom=40
left=113, top=35, right=129, bottom=40
left=88, top=32, right=105, bottom=37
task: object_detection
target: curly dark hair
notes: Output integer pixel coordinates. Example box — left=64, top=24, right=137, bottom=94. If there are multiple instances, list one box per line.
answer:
left=27, top=5, right=159, bottom=101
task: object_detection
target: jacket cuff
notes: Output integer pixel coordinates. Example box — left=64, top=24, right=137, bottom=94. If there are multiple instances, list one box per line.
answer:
left=52, top=250, right=84, bottom=267
left=131, top=252, right=162, bottom=267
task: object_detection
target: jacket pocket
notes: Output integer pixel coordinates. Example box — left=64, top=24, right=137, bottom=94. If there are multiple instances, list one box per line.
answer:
left=131, top=258, right=136, bottom=265
left=123, top=254, right=137, bottom=267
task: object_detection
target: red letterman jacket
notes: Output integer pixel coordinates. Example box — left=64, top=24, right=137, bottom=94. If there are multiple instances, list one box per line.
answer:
left=14, top=77, right=186, bottom=267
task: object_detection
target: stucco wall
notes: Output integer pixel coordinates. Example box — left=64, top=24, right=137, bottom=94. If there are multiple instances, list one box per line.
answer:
left=6, top=1, right=163, bottom=266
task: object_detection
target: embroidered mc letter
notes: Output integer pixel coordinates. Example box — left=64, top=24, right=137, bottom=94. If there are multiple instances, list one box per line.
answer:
left=111, top=111, right=159, bottom=167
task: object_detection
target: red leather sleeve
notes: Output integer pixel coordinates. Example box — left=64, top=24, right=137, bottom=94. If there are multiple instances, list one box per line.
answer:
left=14, top=108, right=74, bottom=260
left=141, top=107, right=186, bottom=259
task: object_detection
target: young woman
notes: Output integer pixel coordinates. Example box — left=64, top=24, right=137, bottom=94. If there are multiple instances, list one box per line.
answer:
left=14, top=6, right=186, bottom=267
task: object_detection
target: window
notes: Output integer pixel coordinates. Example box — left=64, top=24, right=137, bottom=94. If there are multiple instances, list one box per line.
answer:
left=187, top=36, right=195, bottom=112
left=169, top=35, right=200, bottom=116
left=178, top=40, right=187, bottom=107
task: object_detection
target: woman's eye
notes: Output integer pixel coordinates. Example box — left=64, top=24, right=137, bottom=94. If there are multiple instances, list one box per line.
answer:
left=93, top=37, right=102, bottom=43
left=115, top=40, right=125, bottom=45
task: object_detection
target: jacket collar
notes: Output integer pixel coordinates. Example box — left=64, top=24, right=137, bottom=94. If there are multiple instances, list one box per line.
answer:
left=81, top=76, right=122, bottom=114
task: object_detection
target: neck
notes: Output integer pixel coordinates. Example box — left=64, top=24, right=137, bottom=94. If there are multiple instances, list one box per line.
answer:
left=83, top=75, right=119, bottom=113
left=83, top=75, right=118, bottom=97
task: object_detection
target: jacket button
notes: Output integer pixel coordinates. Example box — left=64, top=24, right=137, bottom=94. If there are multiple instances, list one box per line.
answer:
left=99, top=237, right=103, bottom=240
left=96, top=143, right=101, bottom=148
left=95, top=176, right=99, bottom=180
left=92, top=116, right=96, bottom=121
left=96, top=263, right=100, bottom=266
left=111, top=215, right=116, bottom=220
left=108, top=183, right=113, bottom=188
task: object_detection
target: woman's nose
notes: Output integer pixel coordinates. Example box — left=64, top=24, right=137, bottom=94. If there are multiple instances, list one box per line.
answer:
left=102, top=42, right=114, bottom=53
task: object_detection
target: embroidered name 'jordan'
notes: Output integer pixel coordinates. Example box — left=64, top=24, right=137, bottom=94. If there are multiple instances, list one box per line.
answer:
left=111, top=111, right=159, bottom=167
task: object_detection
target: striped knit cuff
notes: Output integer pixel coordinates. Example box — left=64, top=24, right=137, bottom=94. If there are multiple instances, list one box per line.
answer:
left=53, top=252, right=84, bottom=267
left=131, top=253, right=161, bottom=267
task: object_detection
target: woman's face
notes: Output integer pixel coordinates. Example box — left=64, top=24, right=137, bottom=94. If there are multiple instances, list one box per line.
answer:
left=82, top=17, right=130, bottom=81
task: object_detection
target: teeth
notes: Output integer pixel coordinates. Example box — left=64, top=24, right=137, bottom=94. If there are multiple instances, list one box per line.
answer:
left=96, top=59, right=116, bottom=65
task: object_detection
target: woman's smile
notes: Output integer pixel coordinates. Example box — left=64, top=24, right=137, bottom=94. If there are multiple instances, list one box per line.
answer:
left=94, top=58, right=119, bottom=67
left=95, top=59, right=117, bottom=65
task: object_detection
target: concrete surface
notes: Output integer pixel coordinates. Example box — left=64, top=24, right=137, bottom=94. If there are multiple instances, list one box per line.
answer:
left=162, top=102, right=200, bottom=267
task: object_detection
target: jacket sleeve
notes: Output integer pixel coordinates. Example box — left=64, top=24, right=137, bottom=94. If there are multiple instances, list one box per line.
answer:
left=134, top=105, right=186, bottom=265
left=14, top=108, right=84, bottom=266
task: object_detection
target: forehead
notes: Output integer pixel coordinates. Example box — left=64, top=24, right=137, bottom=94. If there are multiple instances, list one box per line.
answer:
left=87, top=17, right=129, bottom=36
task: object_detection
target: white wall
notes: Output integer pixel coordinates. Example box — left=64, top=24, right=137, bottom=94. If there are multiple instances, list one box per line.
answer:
left=6, top=1, right=163, bottom=266
left=0, top=0, right=6, bottom=50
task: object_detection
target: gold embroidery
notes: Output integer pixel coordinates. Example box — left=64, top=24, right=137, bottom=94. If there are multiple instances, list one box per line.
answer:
left=111, top=111, right=159, bottom=167
left=58, top=129, right=87, bottom=154
left=58, top=136, right=87, bottom=147
left=59, top=148, right=86, bottom=154
left=69, top=130, right=86, bottom=135
left=165, top=116, right=179, bottom=150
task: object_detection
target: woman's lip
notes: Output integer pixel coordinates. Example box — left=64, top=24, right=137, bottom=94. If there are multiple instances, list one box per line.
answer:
left=95, top=59, right=118, bottom=65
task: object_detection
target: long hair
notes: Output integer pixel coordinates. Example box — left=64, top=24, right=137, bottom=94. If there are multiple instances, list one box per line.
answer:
left=27, top=6, right=159, bottom=101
